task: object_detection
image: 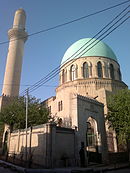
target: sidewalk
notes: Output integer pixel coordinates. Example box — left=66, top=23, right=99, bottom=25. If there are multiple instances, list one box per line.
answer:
left=0, top=159, right=129, bottom=173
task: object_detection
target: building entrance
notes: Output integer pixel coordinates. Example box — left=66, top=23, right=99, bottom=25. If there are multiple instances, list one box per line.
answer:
left=86, top=120, right=102, bottom=163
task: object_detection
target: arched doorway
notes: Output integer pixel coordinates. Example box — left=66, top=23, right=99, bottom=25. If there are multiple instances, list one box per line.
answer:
left=86, top=117, right=102, bottom=163
left=2, top=131, right=8, bottom=155
left=86, top=122, right=97, bottom=151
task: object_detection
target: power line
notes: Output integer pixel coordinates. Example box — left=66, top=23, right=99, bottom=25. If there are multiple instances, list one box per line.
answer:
left=20, top=5, right=129, bottom=96
left=61, top=5, right=130, bottom=66
left=27, top=15, right=129, bottom=94
left=1, top=5, right=128, bottom=94
left=0, top=83, right=57, bottom=87
left=28, top=0, right=130, bottom=37
left=67, top=12, right=129, bottom=60
left=0, top=0, right=129, bottom=45
left=21, top=5, right=129, bottom=94
left=28, top=15, right=129, bottom=93
left=21, top=13, right=129, bottom=95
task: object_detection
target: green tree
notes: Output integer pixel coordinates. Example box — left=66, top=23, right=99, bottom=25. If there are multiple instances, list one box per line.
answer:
left=0, top=96, right=50, bottom=130
left=107, top=89, right=130, bottom=146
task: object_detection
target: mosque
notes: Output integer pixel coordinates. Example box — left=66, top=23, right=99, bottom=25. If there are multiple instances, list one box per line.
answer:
left=0, top=9, right=128, bottom=167
left=43, top=37, right=127, bottom=153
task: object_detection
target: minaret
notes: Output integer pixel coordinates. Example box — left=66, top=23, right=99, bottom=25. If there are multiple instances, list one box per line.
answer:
left=2, top=9, right=28, bottom=97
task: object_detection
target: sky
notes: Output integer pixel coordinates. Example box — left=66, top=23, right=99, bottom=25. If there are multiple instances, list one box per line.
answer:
left=0, top=0, right=129, bottom=101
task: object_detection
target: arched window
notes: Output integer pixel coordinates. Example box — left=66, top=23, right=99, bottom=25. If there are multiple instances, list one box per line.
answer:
left=83, top=62, right=89, bottom=78
left=110, top=64, right=114, bottom=79
left=118, top=68, right=122, bottom=81
left=97, top=61, right=103, bottom=78
left=70, top=65, right=76, bottom=81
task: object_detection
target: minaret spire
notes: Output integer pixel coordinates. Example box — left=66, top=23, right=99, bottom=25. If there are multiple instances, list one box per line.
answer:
left=2, top=9, right=28, bottom=97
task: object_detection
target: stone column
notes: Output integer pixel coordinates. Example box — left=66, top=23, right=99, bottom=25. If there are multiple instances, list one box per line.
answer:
left=97, top=116, right=109, bottom=164
left=103, top=65, right=106, bottom=78
left=50, top=123, right=56, bottom=168
left=89, top=65, right=92, bottom=77
left=68, top=69, right=71, bottom=81
left=95, top=65, right=98, bottom=78
left=17, top=130, right=20, bottom=152
left=45, top=123, right=56, bottom=168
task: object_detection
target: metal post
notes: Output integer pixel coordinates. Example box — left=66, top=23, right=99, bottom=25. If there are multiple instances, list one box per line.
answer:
left=25, top=88, right=29, bottom=166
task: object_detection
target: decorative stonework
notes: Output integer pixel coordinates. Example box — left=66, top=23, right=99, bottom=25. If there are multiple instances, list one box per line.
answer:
left=60, top=56, right=122, bottom=85
left=56, top=78, right=127, bottom=93
left=8, top=28, right=28, bottom=42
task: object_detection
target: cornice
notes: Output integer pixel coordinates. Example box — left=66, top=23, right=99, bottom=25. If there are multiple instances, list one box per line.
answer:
left=56, top=78, right=127, bottom=92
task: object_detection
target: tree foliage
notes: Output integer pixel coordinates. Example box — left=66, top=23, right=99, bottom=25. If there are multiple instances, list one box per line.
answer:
left=0, top=96, right=50, bottom=130
left=107, top=89, right=130, bottom=144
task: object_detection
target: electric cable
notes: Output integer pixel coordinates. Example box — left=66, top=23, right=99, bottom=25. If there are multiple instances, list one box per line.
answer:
left=27, top=16, right=129, bottom=94
left=21, top=9, right=129, bottom=95
left=22, top=5, right=129, bottom=95
left=0, top=84, right=57, bottom=87
left=20, top=5, right=129, bottom=96
left=0, top=0, right=129, bottom=45
left=20, top=7, right=129, bottom=96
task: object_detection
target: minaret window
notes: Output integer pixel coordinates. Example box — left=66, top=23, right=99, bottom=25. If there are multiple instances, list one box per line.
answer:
left=83, top=62, right=89, bottom=78
left=110, top=64, right=115, bottom=79
left=97, top=61, right=103, bottom=78
left=70, top=65, right=76, bottom=81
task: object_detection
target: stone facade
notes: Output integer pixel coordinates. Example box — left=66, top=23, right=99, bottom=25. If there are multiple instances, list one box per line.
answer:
left=1, top=9, right=127, bottom=166
left=6, top=94, right=108, bottom=167
left=7, top=123, right=77, bottom=168
left=42, top=94, right=108, bottom=165
left=42, top=47, right=127, bottom=153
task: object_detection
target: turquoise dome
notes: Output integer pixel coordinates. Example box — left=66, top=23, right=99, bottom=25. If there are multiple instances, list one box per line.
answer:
left=61, top=38, right=117, bottom=65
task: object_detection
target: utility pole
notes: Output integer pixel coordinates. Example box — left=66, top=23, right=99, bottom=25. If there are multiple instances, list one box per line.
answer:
left=25, top=88, right=29, bottom=166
